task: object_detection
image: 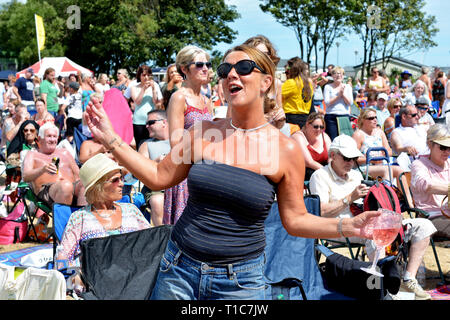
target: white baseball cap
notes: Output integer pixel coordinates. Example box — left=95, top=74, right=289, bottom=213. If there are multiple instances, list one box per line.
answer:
left=330, top=134, right=363, bottom=158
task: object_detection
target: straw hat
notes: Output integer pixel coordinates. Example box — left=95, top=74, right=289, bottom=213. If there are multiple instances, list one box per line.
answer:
left=79, top=153, right=123, bottom=195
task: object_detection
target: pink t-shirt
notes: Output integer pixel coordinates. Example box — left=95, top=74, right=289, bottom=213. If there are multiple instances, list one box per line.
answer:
left=410, top=157, right=450, bottom=217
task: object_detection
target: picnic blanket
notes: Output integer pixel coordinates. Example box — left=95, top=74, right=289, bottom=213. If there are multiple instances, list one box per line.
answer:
left=427, top=285, right=450, bottom=300
left=0, top=244, right=52, bottom=267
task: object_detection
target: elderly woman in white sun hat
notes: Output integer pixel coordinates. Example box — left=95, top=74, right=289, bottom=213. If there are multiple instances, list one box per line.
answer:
left=55, top=153, right=150, bottom=271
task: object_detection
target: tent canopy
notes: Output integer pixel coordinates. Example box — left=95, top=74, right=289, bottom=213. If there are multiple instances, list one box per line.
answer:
left=16, top=57, right=94, bottom=79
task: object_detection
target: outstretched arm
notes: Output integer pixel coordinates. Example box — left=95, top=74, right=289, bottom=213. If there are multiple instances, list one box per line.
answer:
left=84, top=98, right=191, bottom=190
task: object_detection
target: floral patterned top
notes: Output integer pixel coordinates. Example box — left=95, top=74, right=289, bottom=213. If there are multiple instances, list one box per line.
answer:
left=55, top=202, right=150, bottom=268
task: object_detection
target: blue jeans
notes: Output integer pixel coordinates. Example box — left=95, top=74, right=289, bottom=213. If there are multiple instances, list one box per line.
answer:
left=150, top=239, right=266, bottom=300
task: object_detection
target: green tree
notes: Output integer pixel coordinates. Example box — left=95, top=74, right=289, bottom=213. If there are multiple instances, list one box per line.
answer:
left=0, top=0, right=66, bottom=68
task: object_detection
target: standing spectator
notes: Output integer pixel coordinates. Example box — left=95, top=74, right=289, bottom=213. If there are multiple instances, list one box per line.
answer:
left=130, top=65, right=163, bottom=148
left=365, top=66, right=389, bottom=96
left=418, top=66, right=433, bottom=97
left=40, top=68, right=60, bottom=117
left=400, top=70, right=413, bottom=89
left=32, top=76, right=41, bottom=100
left=432, top=71, right=446, bottom=110
left=163, top=45, right=213, bottom=225
left=161, top=64, right=183, bottom=110
left=64, top=82, right=83, bottom=139
left=443, top=71, right=450, bottom=127
left=13, top=68, right=35, bottom=114
left=95, top=73, right=111, bottom=94
left=5, top=75, right=18, bottom=106
left=323, top=66, right=353, bottom=140
left=282, top=57, right=314, bottom=128
left=112, top=69, right=130, bottom=95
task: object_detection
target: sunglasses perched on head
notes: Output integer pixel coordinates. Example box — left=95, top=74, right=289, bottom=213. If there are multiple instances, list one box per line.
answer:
left=146, top=119, right=164, bottom=126
left=217, top=60, right=266, bottom=79
left=189, top=61, right=212, bottom=69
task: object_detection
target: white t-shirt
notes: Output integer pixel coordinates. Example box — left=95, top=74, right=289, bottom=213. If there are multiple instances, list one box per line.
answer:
left=323, top=84, right=353, bottom=115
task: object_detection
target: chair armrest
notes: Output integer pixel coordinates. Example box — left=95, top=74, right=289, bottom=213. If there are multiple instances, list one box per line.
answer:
left=315, top=244, right=334, bottom=258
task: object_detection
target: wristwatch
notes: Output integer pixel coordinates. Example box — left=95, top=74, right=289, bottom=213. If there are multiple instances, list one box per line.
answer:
left=342, top=196, right=350, bottom=206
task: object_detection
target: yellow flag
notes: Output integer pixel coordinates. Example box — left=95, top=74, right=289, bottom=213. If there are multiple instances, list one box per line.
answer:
left=35, top=14, right=45, bottom=51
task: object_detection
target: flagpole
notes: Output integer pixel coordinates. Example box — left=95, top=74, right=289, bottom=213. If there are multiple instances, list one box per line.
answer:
left=34, top=14, right=41, bottom=70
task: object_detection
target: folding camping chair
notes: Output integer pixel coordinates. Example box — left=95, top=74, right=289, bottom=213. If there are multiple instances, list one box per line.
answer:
left=398, top=171, right=449, bottom=285
left=51, top=203, right=83, bottom=261
left=337, top=115, right=355, bottom=137
left=79, top=225, right=172, bottom=300
left=4, top=182, right=52, bottom=243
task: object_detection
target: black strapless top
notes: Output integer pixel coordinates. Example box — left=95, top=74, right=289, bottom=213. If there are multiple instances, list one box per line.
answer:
left=171, top=160, right=277, bottom=264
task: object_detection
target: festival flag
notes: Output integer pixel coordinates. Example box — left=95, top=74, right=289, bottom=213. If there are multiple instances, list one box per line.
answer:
left=35, top=14, right=45, bottom=51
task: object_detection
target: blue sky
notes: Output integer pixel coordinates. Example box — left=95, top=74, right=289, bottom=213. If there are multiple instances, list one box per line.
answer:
left=213, top=0, right=450, bottom=69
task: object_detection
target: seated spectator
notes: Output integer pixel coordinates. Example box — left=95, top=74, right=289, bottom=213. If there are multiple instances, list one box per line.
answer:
left=390, top=104, right=429, bottom=171
left=411, top=124, right=450, bottom=238
left=291, top=112, right=331, bottom=181
left=55, top=153, right=151, bottom=291
left=404, top=80, right=430, bottom=106
left=138, top=110, right=171, bottom=226
left=32, top=98, right=55, bottom=127
left=6, top=120, right=40, bottom=167
left=22, top=122, right=87, bottom=208
left=2, top=103, right=30, bottom=149
left=383, top=98, right=402, bottom=140
left=415, top=96, right=435, bottom=133
left=374, top=93, right=390, bottom=128
left=352, top=108, right=403, bottom=182
left=310, top=134, right=436, bottom=300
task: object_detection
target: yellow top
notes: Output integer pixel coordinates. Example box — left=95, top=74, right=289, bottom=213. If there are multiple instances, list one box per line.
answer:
left=282, top=77, right=313, bottom=114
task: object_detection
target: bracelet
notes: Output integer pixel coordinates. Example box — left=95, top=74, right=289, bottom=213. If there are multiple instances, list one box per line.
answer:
left=338, top=217, right=346, bottom=238
left=108, top=139, right=124, bottom=152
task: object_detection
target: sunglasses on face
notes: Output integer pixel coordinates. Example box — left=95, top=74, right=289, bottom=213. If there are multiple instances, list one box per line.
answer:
left=393, top=105, right=402, bottom=109
left=416, top=106, right=428, bottom=110
left=312, top=125, right=325, bottom=130
left=365, top=116, right=377, bottom=121
left=188, top=61, right=212, bottom=69
left=146, top=119, right=164, bottom=127
left=408, top=113, right=418, bottom=118
left=106, top=175, right=124, bottom=184
left=435, top=143, right=450, bottom=152
left=217, top=59, right=266, bottom=79
left=339, top=153, right=358, bottom=162
left=23, top=128, right=36, bottom=133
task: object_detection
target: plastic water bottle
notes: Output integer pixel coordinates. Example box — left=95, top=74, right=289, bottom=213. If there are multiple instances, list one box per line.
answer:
left=417, top=261, right=426, bottom=288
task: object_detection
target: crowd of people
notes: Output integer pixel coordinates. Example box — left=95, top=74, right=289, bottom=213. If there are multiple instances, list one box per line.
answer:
left=0, top=33, right=449, bottom=300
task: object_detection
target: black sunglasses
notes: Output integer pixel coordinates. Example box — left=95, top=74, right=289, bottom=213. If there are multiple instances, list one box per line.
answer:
left=416, top=106, right=428, bottom=110
left=188, top=61, right=212, bottom=69
left=408, top=113, right=418, bottom=118
left=146, top=119, right=164, bottom=126
left=339, top=153, right=358, bottom=162
left=217, top=59, right=266, bottom=79
left=435, top=143, right=450, bottom=152
left=312, top=125, right=325, bottom=129
left=365, top=116, right=377, bottom=121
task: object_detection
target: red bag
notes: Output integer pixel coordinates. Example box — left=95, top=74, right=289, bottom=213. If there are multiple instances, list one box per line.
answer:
left=362, top=182, right=405, bottom=255
left=0, top=201, right=27, bottom=245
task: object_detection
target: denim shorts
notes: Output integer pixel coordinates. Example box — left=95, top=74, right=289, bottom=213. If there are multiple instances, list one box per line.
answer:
left=150, top=239, right=266, bottom=300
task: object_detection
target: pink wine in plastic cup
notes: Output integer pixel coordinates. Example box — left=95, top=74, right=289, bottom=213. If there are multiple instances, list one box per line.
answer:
left=373, top=228, right=398, bottom=247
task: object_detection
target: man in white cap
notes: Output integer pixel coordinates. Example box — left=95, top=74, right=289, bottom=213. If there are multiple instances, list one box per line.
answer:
left=22, top=122, right=87, bottom=207
left=375, top=92, right=390, bottom=127
left=310, top=134, right=435, bottom=300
